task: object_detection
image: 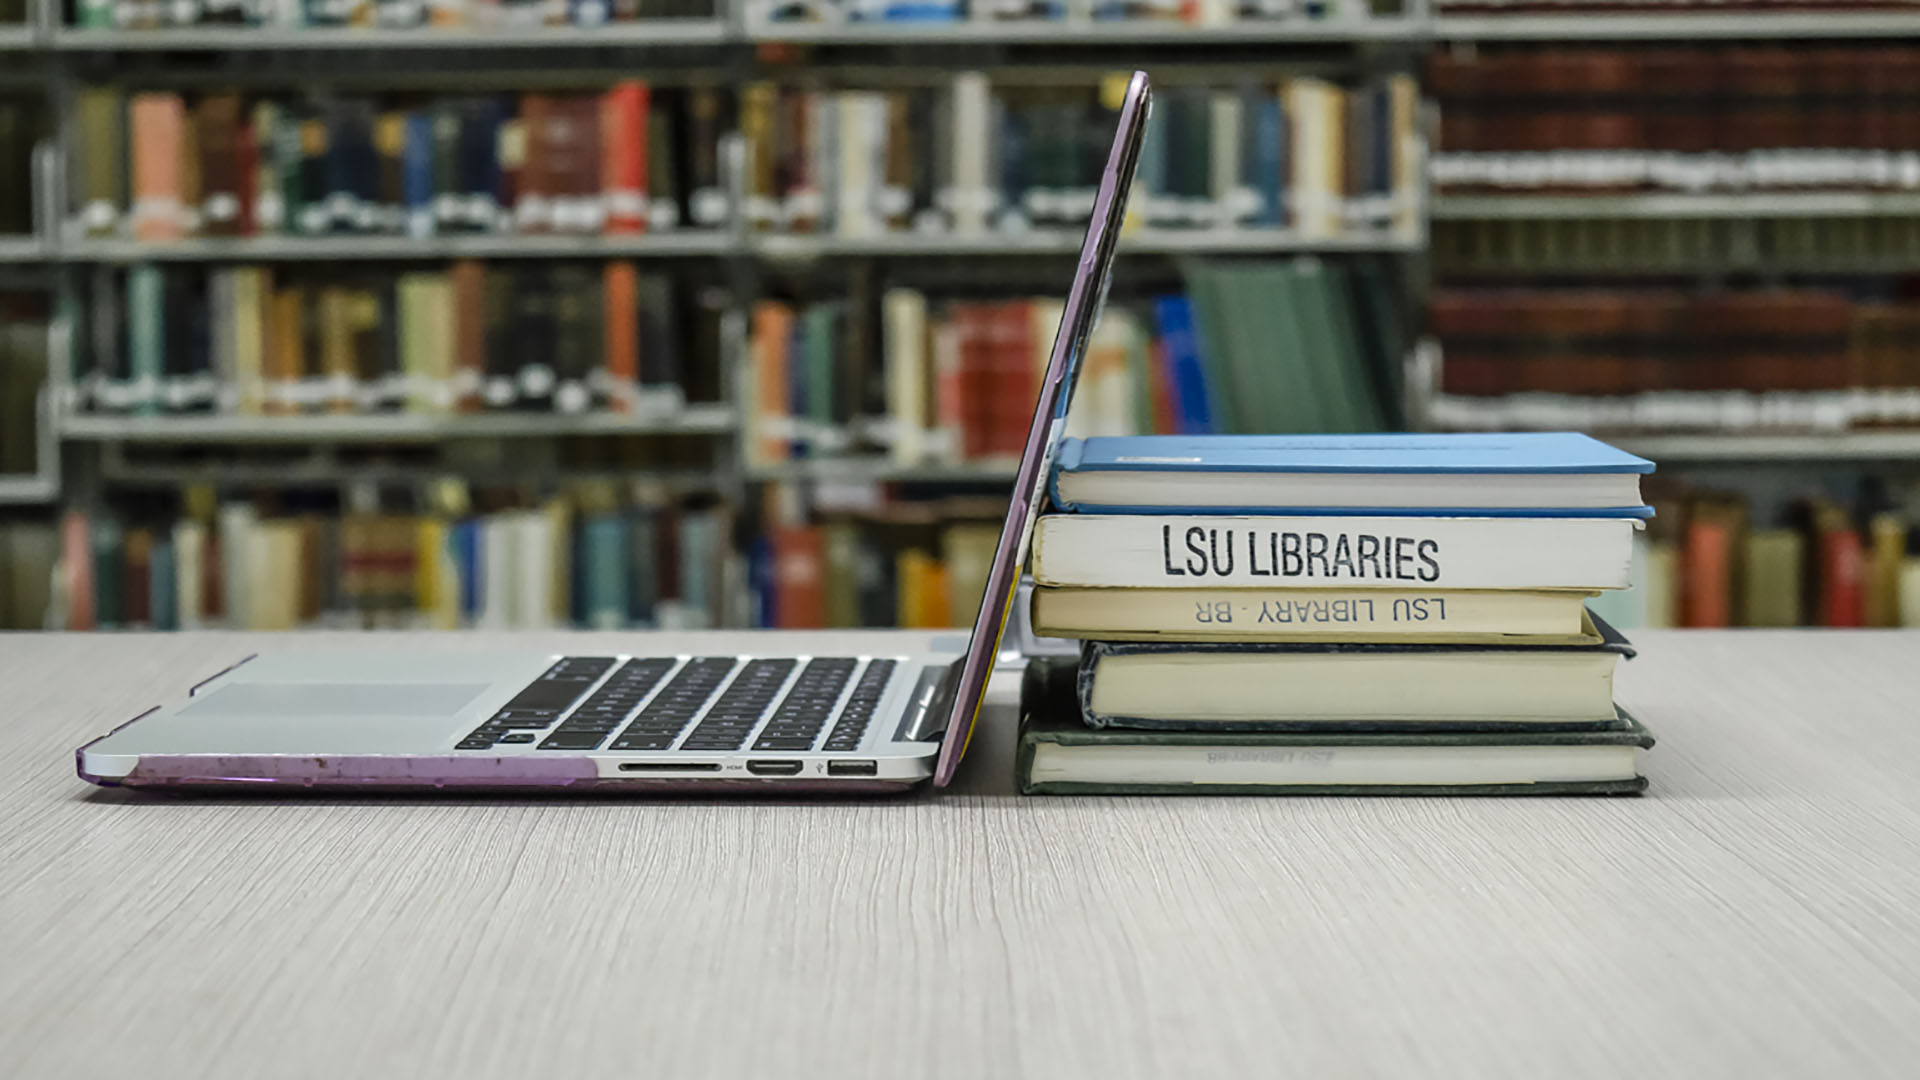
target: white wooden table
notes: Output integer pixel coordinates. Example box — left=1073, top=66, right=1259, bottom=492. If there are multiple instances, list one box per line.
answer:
left=3, top=630, right=1919, bottom=1079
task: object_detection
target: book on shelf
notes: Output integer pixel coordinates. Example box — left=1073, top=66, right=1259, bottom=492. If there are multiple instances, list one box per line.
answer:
left=1595, top=488, right=1920, bottom=631
left=756, top=0, right=1408, bottom=27
left=0, top=520, right=57, bottom=631
left=74, top=0, right=714, bottom=31
left=736, top=71, right=1418, bottom=239
left=746, top=509, right=998, bottom=629
left=75, top=83, right=727, bottom=242
left=1427, top=288, right=1920, bottom=432
left=1074, top=614, right=1632, bottom=730
left=1429, top=45, right=1920, bottom=195
left=1015, top=657, right=1652, bottom=796
left=1048, top=432, right=1653, bottom=515
left=40, top=492, right=741, bottom=632
left=74, top=260, right=709, bottom=417
left=744, top=258, right=1405, bottom=469
left=0, top=305, right=49, bottom=478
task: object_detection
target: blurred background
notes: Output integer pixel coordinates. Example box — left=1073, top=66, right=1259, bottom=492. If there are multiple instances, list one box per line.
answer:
left=0, top=0, right=1917, bottom=634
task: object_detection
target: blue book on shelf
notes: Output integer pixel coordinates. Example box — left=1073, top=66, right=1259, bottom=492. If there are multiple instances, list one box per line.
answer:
left=1151, top=295, right=1213, bottom=435
left=582, top=515, right=631, bottom=630
left=401, top=111, right=436, bottom=238
left=450, top=519, right=481, bottom=622
left=1046, top=432, right=1656, bottom=517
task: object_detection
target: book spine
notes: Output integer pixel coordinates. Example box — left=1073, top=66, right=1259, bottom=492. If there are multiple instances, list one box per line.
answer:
left=602, top=80, right=649, bottom=235
left=1032, top=514, right=1637, bottom=591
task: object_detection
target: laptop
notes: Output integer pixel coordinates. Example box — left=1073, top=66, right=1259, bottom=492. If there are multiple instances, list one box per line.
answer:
left=75, top=72, right=1153, bottom=795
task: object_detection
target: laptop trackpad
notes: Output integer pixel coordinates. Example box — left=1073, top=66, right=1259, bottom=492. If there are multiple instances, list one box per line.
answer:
left=146, top=682, right=491, bottom=754
left=180, top=683, right=488, bottom=719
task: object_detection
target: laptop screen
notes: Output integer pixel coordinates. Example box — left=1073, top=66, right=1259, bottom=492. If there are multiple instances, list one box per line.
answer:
left=932, top=71, right=1152, bottom=786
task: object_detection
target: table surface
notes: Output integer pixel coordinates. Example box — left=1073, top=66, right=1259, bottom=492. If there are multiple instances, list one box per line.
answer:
left=3, top=630, right=1920, bottom=1079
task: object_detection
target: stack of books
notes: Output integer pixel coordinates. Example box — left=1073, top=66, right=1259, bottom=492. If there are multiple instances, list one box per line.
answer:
left=1015, top=431, right=1659, bottom=795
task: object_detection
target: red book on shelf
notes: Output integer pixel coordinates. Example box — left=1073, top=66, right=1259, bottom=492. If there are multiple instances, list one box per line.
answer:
left=235, top=114, right=258, bottom=237
left=1681, top=516, right=1733, bottom=628
left=59, top=512, right=94, bottom=632
left=989, top=301, right=1036, bottom=459
left=771, top=526, right=827, bottom=629
left=951, top=304, right=993, bottom=461
left=603, top=260, right=640, bottom=410
left=130, top=93, right=186, bottom=242
left=1819, top=525, right=1866, bottom=627
left=1149, top=336, right=1177, bottom=435
left=572, top=95, right=603, bottom=234
left=124, top=528, right=153, bottom=628
left=516, top=94, right=554, bottom=233
left=450, top=259, right=485, bottom=413
left=601, top=81, right=650, bottom=235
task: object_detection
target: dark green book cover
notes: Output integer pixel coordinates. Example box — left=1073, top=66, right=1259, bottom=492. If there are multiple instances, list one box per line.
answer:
left=1017, top=657, right=1652, bottom=797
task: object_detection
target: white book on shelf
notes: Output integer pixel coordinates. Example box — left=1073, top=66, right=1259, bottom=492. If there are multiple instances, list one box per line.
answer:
left=173, top=520, right=204, bottom=631
left=1209, top=91, right=1243, bottom=229
left=516, top=511, right=554, bottom=630
left=949, top=72, right=992, bottom=235
left=837, top=93, right=882, bottom=239
left=217, top=503, right=256, bottom=631
left=883, top=287, right=929, bottom=467
left=479, top=515, right=517, bottom=630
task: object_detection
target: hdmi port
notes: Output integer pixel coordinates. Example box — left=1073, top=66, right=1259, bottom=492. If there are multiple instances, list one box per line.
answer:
left=746, top=760, right=804, bottom=776
left=618, top=762, right=721, bottom=773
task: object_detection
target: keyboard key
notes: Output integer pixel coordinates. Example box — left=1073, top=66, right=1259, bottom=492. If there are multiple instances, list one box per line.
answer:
left=672, top=659, right=798, bottom=752
left=498, top=733, right=536, bottom=744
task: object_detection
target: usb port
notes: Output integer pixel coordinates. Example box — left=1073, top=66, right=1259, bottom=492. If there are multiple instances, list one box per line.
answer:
left=745, top=760, right=803, bottom=776
left=827, top=760, right=878, bottom=777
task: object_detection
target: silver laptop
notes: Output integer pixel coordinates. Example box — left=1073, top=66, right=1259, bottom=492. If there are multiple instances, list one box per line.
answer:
left=75, top=72, right=1152, bottom=796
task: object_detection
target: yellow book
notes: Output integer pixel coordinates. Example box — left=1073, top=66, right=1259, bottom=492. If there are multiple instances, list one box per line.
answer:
left=1743, top=529, right=1805, bottom=628
left=267, top=286, right=305, bottom=414
left=414, top=518, right=458, bottom=630
left=1867, top=513, right=1906, bottom=628
left=1031, top=587, right=1601, bottom=644
left=232, top=267, right=267, bottom=414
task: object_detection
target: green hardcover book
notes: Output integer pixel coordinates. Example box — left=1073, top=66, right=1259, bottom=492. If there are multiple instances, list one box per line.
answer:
left=1294, top=259, right=1387, bottom=432
left=1016, top=659, right=1653, bottom=797
left=90, top=516, right=124, bottom=630
left=804, top=303, right=838, bottom=436
left=127, top=264, right=164, bottom=417
left=1267, top=261, right=1347, bottom=433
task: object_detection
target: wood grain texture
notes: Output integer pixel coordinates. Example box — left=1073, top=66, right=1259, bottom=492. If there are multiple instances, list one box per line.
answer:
left=3, top=630, right=1920, bottom=1079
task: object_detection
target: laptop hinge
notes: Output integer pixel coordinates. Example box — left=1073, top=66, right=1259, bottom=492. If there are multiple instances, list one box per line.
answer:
left=896, top=659, right=963, bottom=744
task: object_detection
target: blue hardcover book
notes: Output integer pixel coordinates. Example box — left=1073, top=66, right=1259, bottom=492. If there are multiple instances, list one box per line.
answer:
left=1242, top=89, right=1283, bottom=228
left=582, top=514, right=630, bottom=630
left=449, top=519, right=482, bottom=623
left=1047, top=432, right=1656, bottom=517
left=1151, top=295, right=1213, bottom=435
left=401, top=111, right=436, bottom=239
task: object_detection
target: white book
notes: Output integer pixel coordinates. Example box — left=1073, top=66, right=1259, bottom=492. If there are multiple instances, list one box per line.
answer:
left=478, top=515, right=517, bottom=630
left=516, top=511, right=553, bottom=630
left=1284, top=78, right=1342, bottom=239
left=1209, top=92, right=1242, bottom=227
left=949, top=72, right=992, bottom=235
left=883, top=288, right=929, bottom=466
left=836, top=93, right=880, bottom=238
left=172, top=521, right=204, bottom=630
left=1030, top=514, right=1638, bottom=591
left=217, top=503, right=255, bottom=629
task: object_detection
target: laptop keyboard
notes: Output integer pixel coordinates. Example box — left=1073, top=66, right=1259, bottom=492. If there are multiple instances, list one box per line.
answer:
left=456, top=655, right=897, bottom=754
